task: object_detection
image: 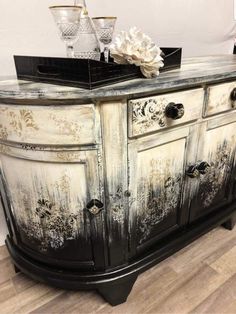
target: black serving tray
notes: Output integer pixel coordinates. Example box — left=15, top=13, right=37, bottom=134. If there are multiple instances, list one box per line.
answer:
left=14, top=47, right=182, bottom=90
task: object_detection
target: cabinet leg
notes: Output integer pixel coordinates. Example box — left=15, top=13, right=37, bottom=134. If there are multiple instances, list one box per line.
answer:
left=13, top=264, right=21, bottom=274
left=222, top=213, right=236, bottom=231
left=98, top=275, right=138, bottom=306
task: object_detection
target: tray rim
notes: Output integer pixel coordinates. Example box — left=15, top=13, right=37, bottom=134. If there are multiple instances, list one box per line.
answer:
left=14, top=47, right=182, bottom=90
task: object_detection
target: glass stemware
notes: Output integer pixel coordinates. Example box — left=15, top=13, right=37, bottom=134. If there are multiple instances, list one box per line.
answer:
left=49, top=5, right=83, bottom=58
left=73, top=0, right=101, bottom=60
left=92, top=17, right=117, bottom=62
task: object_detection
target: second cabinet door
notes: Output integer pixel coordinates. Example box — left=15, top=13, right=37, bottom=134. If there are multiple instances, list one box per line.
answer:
left=128, top=127, right=195, bottom=255
left=189, top=116, right=236, bottom=222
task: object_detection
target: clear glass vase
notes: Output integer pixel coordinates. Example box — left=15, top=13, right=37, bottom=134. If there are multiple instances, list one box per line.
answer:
left=73, top=0, right=101, bottom=60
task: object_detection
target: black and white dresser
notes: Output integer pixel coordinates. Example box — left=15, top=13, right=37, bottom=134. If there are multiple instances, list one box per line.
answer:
left=1, top=55, right=236, bottom=305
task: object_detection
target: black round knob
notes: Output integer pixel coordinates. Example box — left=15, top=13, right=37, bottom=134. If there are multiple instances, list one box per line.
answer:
left=165, top=102, right=185, bottom=120
left=86, top=199, right=104, bottom=215
left=196, top=161, right=210, bottom=174
left=230, top=88, right=236, bottom=101
left=124, top=190, right=131, bottom=197
left=186, top=165, right=200, bottom=178
left=186, top=161, right=210, bottom=178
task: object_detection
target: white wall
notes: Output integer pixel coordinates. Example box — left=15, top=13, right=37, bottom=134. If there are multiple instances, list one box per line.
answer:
left=0, top=0, right=236, bottom=76
left=0, top=0, right=236, bottom=245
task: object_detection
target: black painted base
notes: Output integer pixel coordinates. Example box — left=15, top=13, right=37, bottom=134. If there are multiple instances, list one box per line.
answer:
left=14, top=264, right=21, bottom=274
left=222, top=213, right=236, bottom=230
left=98, top=275, right=138, bottom=306
left=5, top=206, right=236, bottom=306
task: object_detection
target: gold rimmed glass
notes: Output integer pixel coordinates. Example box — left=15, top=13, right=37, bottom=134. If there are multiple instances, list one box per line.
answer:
left=49, top=5, right=83, bottom=58
left=92, top=17, right=117, bottom=62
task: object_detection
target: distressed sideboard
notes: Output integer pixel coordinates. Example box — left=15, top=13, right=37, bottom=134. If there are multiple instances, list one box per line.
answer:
left=1, top=55, right=236, bottom=306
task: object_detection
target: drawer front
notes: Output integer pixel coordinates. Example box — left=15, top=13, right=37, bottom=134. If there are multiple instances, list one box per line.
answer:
left=204, top=81, right=236, bottom=117
left=128, top=88, right=204, bottom=137
left=0, top=104, right=98, bottom=146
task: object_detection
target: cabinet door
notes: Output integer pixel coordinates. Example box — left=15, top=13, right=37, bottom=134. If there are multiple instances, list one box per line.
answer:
left=128, top=127, right=194, bottom=255
left=0, top=146, right=106, bottom=269
left=189, top=116, right=236, bottom=222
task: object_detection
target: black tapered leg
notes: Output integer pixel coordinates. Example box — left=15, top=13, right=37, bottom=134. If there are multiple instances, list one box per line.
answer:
left=222, top=213, right=236, bottom=231
left=14, top=264, right=21, bottom=274
left=98, top=275, right=138, bottom=306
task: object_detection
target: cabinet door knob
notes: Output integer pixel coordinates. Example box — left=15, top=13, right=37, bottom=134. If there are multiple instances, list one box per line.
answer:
left=86, top=199, right=104, bottom=215
left=165, top=102, right=185, bottom=120
left=231, top=88, right=236, bottom=101
left=196, top=161, right=210, bottom=174
left=186, top=165, right=200, bottom=178
left=186, top=161, right=210, bottom=178
left=231, top=88, right=236, bottom=108
left=124, top=190, right=131, bottom=197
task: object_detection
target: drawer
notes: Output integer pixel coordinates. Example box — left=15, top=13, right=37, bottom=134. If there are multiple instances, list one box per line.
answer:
left=0, top=104, right=98, bottom=146
left=128, top=88, right=204, bottom=137
left=204, top=81, right=236, bottom=117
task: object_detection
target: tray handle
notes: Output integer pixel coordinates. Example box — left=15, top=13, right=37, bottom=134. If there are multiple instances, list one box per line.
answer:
left=37, top=65, right=60, bottom=77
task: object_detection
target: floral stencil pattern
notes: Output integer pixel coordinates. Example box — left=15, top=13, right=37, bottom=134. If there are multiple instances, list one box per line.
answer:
left=199, top=140, right=233, bottom=208
left=50, top=114, right=81, bottom=142
left=19, top=197, right=82, bottom=251
left=131, top=98, right=166, bottom=135
left=0, top=107, right=38, bottom=140
left=137, top=173, right=182, bottom=244
left=0, top=124, right=8, bottom=140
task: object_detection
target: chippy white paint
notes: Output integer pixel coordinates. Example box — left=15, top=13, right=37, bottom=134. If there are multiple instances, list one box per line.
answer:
left=128, top=88, right=204, bottom=137
left=204, top=81, right=236, bottom=116
left=0, top=104, right=98, bottom=145
left=100, top=99, right=129, bottom=265
left=189, top=117, right=236, bottom=219
left=131, top=137, right=186, bottom=244
left=1, top=75, right=236, bottom=254
left=0, top=148, right=101, bottom=252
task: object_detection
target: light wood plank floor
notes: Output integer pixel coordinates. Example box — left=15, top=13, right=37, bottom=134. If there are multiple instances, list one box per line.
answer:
left=1, top=226, right=236, bottom=314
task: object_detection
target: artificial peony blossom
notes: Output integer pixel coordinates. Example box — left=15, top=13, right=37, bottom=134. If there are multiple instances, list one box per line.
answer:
left=110, top=27, right=164, bottom=78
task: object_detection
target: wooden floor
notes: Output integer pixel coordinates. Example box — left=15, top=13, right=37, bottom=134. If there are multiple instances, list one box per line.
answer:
left=1, top=226, right=236, bottom=314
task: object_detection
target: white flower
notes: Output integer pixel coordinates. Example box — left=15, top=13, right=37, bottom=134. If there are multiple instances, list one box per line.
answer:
left=110, top=27, right=164, bottom=78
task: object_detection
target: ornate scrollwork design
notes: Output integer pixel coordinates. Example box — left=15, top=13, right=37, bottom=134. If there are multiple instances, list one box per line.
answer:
left=19, top=197, right=81, bottom=251
left=131, top=98, right=166, bottom=133
left=137, top=173, right=182, bottom=244
left=199, top=141, right=232, bottom=208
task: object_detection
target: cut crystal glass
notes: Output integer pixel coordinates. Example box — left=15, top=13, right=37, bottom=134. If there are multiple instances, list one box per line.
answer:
left=73, top=0, right=101, bottom=60
left=92, top=17, right=117, bottom=62
left=49, top=5, right=82, bottom=58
